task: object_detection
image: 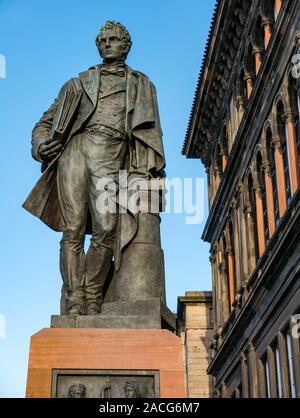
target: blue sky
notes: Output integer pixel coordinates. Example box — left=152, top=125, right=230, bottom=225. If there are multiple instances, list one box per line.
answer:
left=0, top=0, right=216, bottom=397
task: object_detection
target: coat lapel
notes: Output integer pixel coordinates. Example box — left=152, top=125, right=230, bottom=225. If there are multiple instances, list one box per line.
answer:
left=79, top=64, right=101, bottom=107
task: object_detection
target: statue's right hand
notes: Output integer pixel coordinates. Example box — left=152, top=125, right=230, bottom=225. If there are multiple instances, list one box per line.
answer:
left=39, top=140, right=62, bottom=162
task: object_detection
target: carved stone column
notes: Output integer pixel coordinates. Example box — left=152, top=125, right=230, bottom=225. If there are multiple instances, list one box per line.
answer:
left=248, top=343, right=258, bottom=398
left=219, top=260, right=230, bottom=324
left=253, top=47, right=263, bottom=75
left=262, top=162, right=276, bottom=238
left=253, top=182, right=266, bottom=257
left=239, top=181, right=249, bottom=282
left=231, top=198, right=242, bottom=289
left=245, top=206, right=257, bottom=274
left=220, top=381, right=228, bottom=399
left=244, top=72, right=254, bottom=99
left=220, top=146, right=228, bottom=172
left=284, top=111, right=299, bottom=195
left=267, top=346, right=278, bottom=397
left=210, top=162, right=216, bottom=204
left=240, top=210, right=249, bottom=279
left=241, top=277, right=249, bottom=305
left=209, top=252, right=218, bottom=332
left=272, top=136, right=288, bottom=217
left=214, top=167, right=221, bottom=199
left=226, top=245, right=236, bottom=308
left=216, top=242, right=223, bottom=327
left=236, top=96, right=245, bottom=123
left=241, top=353, right=249, bottom=398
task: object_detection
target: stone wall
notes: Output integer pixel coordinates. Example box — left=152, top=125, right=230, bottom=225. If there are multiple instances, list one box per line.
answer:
left=177, top=291, right=214, bottom=398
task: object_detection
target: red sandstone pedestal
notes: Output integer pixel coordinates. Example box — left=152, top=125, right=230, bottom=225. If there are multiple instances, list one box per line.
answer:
left=26, top=328, right=186, bottom=398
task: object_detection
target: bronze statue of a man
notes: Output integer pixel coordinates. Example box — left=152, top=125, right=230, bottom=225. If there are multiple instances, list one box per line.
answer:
left=23, top=21, right=165, bottom=316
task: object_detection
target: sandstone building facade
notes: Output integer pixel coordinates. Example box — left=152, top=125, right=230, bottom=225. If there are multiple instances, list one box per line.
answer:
left=177, top=292, right=214, bottom=398
left=183, top=0, right=300, bottom=398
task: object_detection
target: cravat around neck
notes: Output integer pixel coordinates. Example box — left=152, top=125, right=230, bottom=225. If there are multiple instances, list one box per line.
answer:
left=101, top=63, right=126, bottom=77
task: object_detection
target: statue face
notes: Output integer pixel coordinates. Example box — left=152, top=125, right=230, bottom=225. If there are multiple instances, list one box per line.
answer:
left=68, top=384, right=86, bottom=398
left=70, top=389, right=83, bottom=398
left=98, top=28, right=126, bottom=63
left=125, top=386, right=137, bottom=398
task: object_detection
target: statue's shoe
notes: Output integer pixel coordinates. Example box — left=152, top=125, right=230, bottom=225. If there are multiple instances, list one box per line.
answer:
left=86, top=303, right=102, bottom=315
left=68, top=304, right=85, bottom=316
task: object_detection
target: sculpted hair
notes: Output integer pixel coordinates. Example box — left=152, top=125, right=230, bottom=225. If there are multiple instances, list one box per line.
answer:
left=96, top=21, right=132, bottom=58
left=68, top=383, right=86, bottom=397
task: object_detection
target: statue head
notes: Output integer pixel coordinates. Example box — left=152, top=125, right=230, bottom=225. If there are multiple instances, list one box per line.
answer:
left=124, top=381, right=148, bottom=398
left=96, top=21, right=132, bottom=63
left=67, top=383, right=86, bottom=398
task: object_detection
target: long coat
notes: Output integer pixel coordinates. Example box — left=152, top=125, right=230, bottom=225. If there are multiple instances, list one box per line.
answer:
left=23, top=64, right=166, bottom=270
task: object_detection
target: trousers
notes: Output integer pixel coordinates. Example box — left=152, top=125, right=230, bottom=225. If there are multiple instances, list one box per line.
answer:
left=57, top=130, right=128, bottom=310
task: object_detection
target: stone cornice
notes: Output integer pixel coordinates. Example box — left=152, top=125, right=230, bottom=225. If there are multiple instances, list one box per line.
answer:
left=182, top=0, right=252, bottom=164
left=177, top=292, right=213, bottom=319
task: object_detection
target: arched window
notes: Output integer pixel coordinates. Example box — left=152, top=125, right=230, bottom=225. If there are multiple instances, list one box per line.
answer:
left=274, top=0, right=282, bottom=20
left=261, top=0, right=275, bottom=48
left=229, top=220, right=237, bottom=294
left=266, top=127, right=280, bottom=226
left=285, top=69, right=300, bottom=191
left=295, top=90, right=300, bottom=181
left=220, top=125, right=229, bottom=171
left=247, top=172, right=259, bottom=263
left=257, top=151, right=269, bottom=245
left=262, top=0, right=275, bottom=19
left=263, top=0, right=282, bottom=21
left=221, top=125, right=228, bottom=152
left=236, top=196, right=246, bottom=281
left=253, top=15, right=265, bottom=52
left=253, top=15, right=265, bottom=74
left=246, top=43, right=256, bottom=74
left=277, top=100, right=292, bottom=204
